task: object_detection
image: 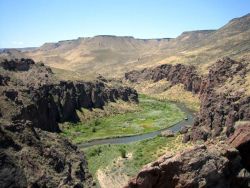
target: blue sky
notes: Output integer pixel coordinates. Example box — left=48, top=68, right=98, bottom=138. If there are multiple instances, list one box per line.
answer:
left=0, top=0, right=249, bottom=48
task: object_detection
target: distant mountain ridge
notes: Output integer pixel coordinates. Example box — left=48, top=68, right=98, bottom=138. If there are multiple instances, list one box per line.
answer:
left=4, top=13, right=250, bottom=79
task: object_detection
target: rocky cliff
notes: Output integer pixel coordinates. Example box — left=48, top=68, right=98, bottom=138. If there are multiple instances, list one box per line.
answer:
left=125, top=142, right=250, bottom=188
left=187, top=58, right=250, bottom=141
left=0, top=58, right=138, bottom=132
left=0, top=58, right=138, bottom=187
left=125, top=57, right=250, bottom=141
left=125, top=63, right=201, bottom=94
left=125, top=57, right=250, bottom=187
left=0, top=120, right=95, bottom=187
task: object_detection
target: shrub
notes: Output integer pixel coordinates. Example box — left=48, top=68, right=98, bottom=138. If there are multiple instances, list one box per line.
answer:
left=92, top=127, right=96, bottom=132
left=94, top=119, right=101, bottom=126
left=119, top=148, right=126, bottom=158
left=89, top=147, right=102, bottom=157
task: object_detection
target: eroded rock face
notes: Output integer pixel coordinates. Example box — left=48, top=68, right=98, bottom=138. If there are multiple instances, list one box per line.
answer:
left=11, top=80, right=137, bottom=132
left=0, top=121, right=94, bottom=188
left=0, top=58, right=35, bottom=71
left=0, top=58, right=138, bottom=187
left=228, top=122, right=250, bottom=171
left=125, top=144, right=250, bottom=188
left=125, top=58, right=250, bottom=183
left=125, top=57, right=250, bottom=141
left=125, top=64, right=201, bottom=94
left=0, top=58, right=138, bottom=132
left=190, top=57, right=250, bottom=142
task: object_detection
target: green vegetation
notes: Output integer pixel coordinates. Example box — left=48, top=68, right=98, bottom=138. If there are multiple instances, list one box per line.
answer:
left=62, top=95, right=185, bottom=143
left=83, top=135, right=192, bottom=178
left=128, top=81, right=200, bottom=112
left=119, top=148, right=127, bottom=158
left=154, top=84, right=200, bottom=112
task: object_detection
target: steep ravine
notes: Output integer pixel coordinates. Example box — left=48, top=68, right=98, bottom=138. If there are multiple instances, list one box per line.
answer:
left=14, top=80, right=138, bottom=132
left=125, top=57, right=250, bottom=141
left=0, top=58, right=138, bottom=187
left=0, top=58, right=138, bottom=132
left=124, top=57, right=250, bottom=187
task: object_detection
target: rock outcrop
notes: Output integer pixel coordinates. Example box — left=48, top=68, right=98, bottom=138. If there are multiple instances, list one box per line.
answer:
left=0, top=120, right=94, bottom=187
left=0, top=58, right=35, bottom=71
left=125, top=57, right=250, bottom=141
left=160, top=130, right=174, bottom=137
left=11, top=80, right=138, bottom=132
left=125, top=143, right=250, bottom=188
left=229, top=122, right=250, bottom=171
left=125, top=57, right=250, bottom=183
left=0, top=58, right=138, bottom=187
left=189, top=58, right=250, bottom=141
left=125, top=63, right=201, bottom=94
left=0, top=58, right=138, bottom=132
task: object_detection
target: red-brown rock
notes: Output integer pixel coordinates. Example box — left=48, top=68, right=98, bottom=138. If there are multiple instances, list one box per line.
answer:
left=125, top=144, right=249, bottom=188
left=228, top=122, right=250, bottom=171
left=125, top=57, right=250, bottom=141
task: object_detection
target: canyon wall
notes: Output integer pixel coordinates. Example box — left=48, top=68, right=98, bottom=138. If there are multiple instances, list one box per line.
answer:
left=0, top=58, right=138, bottom=132
left=124, top=57, right=250, bottom=187
left=0, top=58, right=138, bottom=187
left=125, top=57, right=250, bottom=141
left=0, top=120, right=95, bottom=187
left=125, top=63, right=201, bottom=94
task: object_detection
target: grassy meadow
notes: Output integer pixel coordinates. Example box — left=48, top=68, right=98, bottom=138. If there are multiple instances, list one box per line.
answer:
left=82, top=135, right=193, bottom=186
left=61, top=95, right=185, bottom=143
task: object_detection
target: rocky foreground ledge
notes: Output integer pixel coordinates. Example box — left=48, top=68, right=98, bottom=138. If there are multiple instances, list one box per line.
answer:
left=125, top=143, right=249, bottom=187
left=0, top=120, right=95, bottom=187
left=0, top=58, right=138, bottom=187
left=125, top=123, right=250, bottom=188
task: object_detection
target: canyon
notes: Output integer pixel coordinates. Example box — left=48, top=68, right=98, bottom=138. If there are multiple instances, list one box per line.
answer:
left=125, top=57, right=250, bottom=141
left=124, top=57, right=250, bottom=187
left=0, top=13, right=250, bottom=188
left=0, top=58, right=138, bottom=187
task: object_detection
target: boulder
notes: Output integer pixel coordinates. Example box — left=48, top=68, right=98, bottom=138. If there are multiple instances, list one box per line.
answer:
left=179, top=126, right=189, bottom=134
left=182, top=134, right=190, bottom=143
left=160, top=130, right=174, bottom=137
left=0, top=75, right=10, bottom=86
left=0, top=152, right=27, bottom=187
left=4, top=89, right=18, bottom=102
left=125, top=144, right=250, bottom=188
left=228, top=122, right=250, bottom=171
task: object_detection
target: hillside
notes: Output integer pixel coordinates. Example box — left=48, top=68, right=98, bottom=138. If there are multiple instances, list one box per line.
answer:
left=25, top=36, right=171, bottom=79
left=1, top=12, right=250, bottom=188
left=24, top=13, right=250, bottom=79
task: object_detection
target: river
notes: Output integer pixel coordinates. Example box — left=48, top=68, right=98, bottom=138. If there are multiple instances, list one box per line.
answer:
left=79, top=103, right=194, bottom=148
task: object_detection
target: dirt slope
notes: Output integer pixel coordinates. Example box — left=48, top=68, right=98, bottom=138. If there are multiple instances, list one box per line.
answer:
left=24, top=14, right=250, bottom=79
